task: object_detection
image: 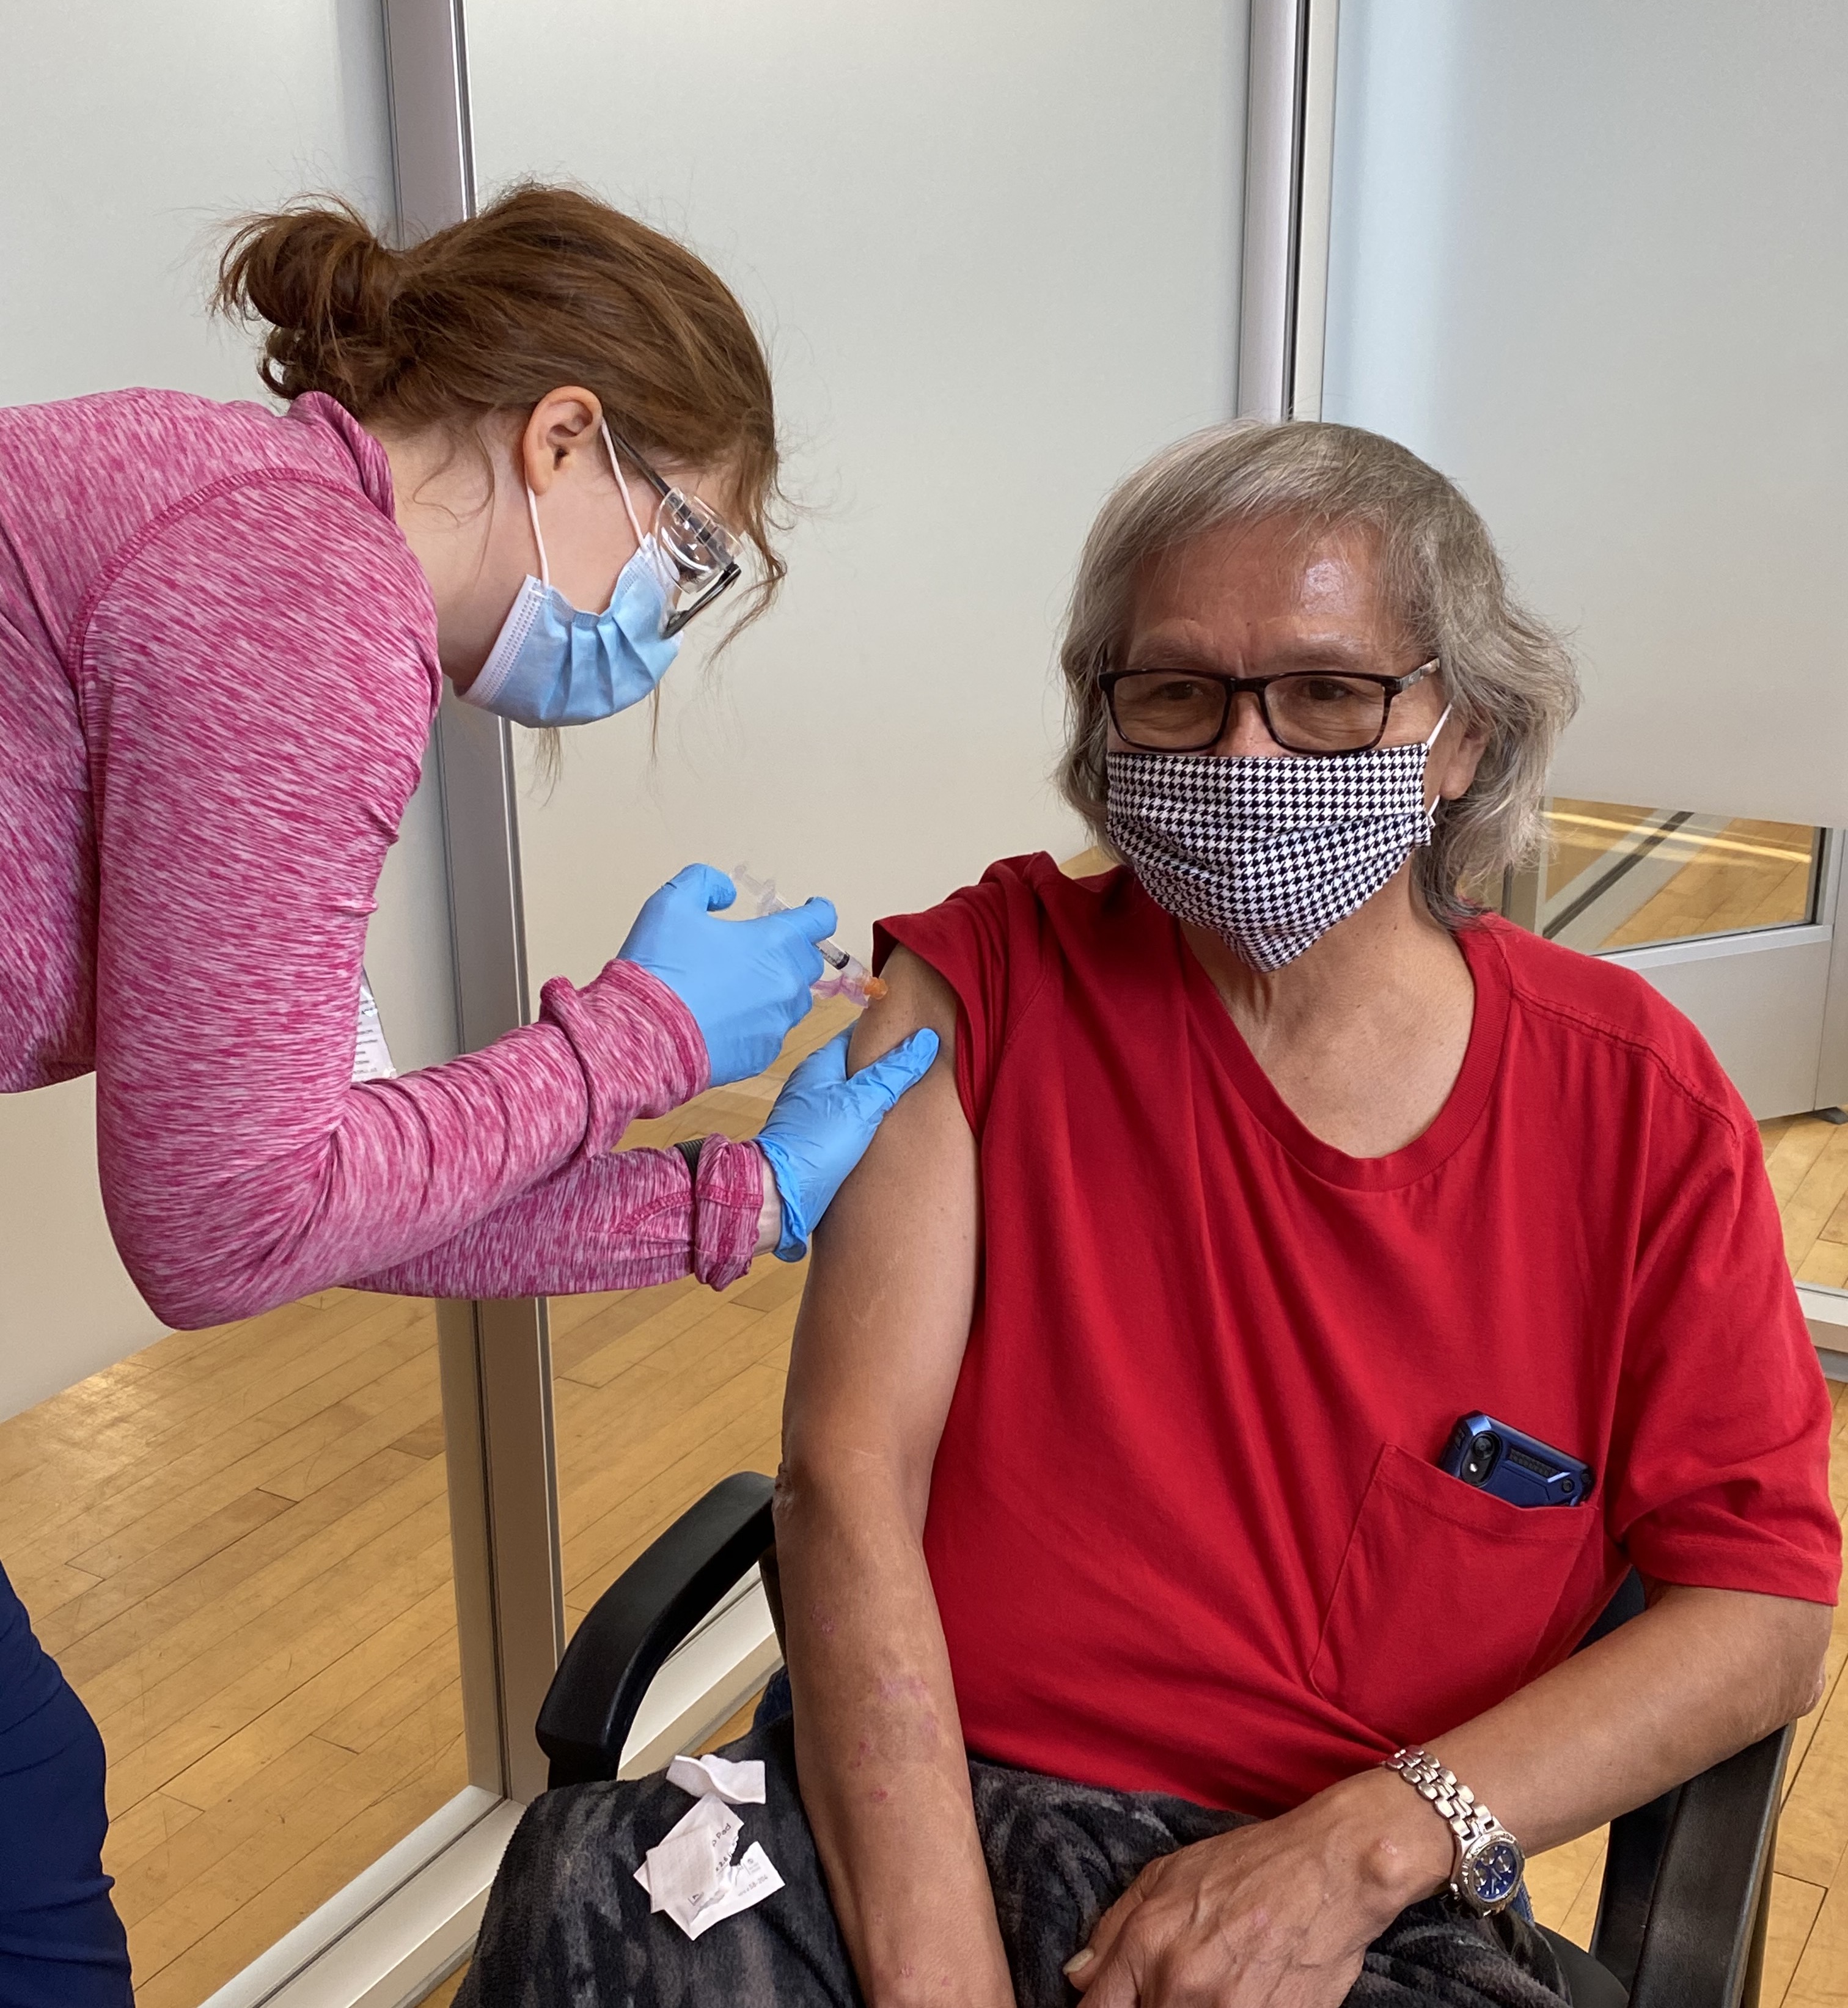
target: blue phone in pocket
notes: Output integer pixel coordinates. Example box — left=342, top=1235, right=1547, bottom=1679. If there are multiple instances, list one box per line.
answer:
left=1440, top=1413, right=1593, bottom=1508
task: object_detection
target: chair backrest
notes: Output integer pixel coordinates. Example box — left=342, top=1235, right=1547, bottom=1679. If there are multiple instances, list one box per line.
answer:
left=1577, top=1569, right=1648, bottom=1651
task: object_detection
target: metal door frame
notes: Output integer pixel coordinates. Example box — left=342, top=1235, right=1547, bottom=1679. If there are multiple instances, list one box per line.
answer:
left=385, top=0, right=565, bottom=1815
left=1601, top=829, right=1848, bottom=1119
left=1236, top=0, right=1340, bottom=422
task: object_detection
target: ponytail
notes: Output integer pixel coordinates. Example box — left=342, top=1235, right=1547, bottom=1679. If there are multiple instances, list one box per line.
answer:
left=215, top=185, right=785, bottom=632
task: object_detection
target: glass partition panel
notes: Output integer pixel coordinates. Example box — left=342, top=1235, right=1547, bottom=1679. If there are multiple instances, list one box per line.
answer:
left=0, top=1293, right=465, bottom=2007
left=1537, top=801, right=1820, bottom=953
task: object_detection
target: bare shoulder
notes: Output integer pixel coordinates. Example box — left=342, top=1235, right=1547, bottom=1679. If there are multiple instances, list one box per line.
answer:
left=846, top=944, right=959, bottom=1073
left=827, top=941, right=972, bottom=1234
left=788, top=945, right=979, bottom=1479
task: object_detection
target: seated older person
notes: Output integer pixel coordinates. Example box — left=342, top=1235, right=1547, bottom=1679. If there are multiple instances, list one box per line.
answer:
left=462, top=422, right=1838, bottom=2008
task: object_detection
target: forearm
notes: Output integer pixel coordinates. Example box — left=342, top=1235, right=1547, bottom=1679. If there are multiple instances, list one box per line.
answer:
left=101, top=961, right=712, bottom=1325
left=1433, top=1584, right=1825, bottom=1849
left=1325, top=1586, right=1832, bottom=1920
left=352, top=1137, right=763, bottom=1297
left=1065, top=1584, right=1832, bottom=2000
left=776, top=1465, right=1013, bottom=2008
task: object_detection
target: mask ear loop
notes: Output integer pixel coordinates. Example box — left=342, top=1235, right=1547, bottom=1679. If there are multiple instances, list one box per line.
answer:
left=524, top=483, right=551, bottom=589
left=523, top=423, right=651, bottom=593
left=600, top=421, right=650, bottom=552
left=1420, top=703, right=1454, bottom=829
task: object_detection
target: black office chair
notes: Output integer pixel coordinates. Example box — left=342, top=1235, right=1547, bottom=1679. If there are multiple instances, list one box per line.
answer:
left=537, top=1472, right=1793, bottom=2008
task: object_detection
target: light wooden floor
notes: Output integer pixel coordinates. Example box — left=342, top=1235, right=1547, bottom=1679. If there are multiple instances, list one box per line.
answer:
left=1543, top=799, right=1815, bottom=949
left=1765, top=1114, right=1848, bottom=1289
left=1602, top=815, right=1815, bottom=948
left=1542, top=797, right=1654, bottom=893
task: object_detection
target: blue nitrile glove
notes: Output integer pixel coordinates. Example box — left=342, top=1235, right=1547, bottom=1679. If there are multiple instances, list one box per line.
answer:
left=755, top=1025, right=941, bottom=1260
left=618, top=863, right=836, bottom=1087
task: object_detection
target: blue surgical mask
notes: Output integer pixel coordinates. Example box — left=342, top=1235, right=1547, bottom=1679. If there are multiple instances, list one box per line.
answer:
left=459, top=422, right=681, bottom=727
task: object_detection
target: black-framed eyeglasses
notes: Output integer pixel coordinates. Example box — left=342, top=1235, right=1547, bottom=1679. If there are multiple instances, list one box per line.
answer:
left=604, top=422, right=744, bottom=637
left=1099, top=658, right=1440, bottom=756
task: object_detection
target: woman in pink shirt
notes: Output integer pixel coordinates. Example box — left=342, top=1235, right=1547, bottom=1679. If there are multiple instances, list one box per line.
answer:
left=0, top=186, right=933, bottom=2002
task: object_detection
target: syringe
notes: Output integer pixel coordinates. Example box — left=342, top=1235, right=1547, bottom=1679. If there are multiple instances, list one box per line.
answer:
left=733, top=864, right=887, bottom=1005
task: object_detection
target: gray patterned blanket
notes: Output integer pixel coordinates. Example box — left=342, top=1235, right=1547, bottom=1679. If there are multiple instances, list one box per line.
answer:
left=460, top=1716, right=1568, bottom=2007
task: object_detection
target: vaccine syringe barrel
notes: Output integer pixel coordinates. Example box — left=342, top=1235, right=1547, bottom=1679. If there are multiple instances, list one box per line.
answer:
left=732, top=865, right=886, bottom=1006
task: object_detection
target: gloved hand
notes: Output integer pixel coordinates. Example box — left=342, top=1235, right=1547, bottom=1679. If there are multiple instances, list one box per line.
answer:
left=755, top=1025, right=941, bottom=1260
left=619, top=863, right=837, bottom=1086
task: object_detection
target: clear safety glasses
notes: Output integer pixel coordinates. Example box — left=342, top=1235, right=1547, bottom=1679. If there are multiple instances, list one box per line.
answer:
left=604, top=422, right=744, bottom=637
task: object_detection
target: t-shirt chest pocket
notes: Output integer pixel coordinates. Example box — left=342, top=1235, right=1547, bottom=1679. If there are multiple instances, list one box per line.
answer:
left=1310, top=1443, right=1604, bottom=1746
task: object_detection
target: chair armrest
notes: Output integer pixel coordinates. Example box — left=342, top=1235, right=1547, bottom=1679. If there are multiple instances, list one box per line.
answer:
left=536, top=1471, right=776, bottom=1790
left=1589, top=1781, right=1679, bottom=1993
left=1624, top=1723, right=1794, bottom=2008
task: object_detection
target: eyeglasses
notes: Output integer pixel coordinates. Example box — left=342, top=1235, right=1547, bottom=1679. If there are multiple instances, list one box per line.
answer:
left=1099, top=658, right=1440, bottom=756
left=604, top=423, right=744, bottom=637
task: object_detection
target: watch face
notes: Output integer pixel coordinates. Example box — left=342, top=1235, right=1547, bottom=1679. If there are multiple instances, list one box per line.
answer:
left=1463, top=1836, right=1524, bottom=1909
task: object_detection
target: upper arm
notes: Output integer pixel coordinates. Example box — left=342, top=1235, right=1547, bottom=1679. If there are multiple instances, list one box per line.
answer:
left=86, top=482, right=431, bottom=1093
left=780, top=945, right=980, bottom=1530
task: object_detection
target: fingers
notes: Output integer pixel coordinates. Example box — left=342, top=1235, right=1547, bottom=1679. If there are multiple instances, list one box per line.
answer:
left=784, top=895, right=840, bottom=942
left=1084, top=1892, right=1138, bottom=1972
left=1066, top=1942, right=1139, bottom=2008
left=848, top=1028, right=941, bottom=1114
left=1065, top=1878, right=1146, bottom=1998
left=666, top=862, right=736, bottom=912
left=787, top=1028, right=852, bottom=1090
left=1066, top=1922, right=1153, bottom=2008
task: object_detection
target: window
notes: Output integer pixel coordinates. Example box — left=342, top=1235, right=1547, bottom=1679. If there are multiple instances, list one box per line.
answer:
left=1529, top=801, right=1821, bottom=953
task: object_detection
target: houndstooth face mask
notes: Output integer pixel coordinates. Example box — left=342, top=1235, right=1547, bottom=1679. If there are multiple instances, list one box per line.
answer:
left=1106, top=710, right=1450, bottom=972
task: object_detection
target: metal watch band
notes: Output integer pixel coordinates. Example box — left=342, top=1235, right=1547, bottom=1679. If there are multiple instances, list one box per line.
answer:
left=1383, top=1746, right=1520, bottom=1915
left=674, top=1137, right=705, bottom=1187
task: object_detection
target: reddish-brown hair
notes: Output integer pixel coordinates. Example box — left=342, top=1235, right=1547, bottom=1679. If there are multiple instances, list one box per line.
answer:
left=215, top=183, right=785, bottom=633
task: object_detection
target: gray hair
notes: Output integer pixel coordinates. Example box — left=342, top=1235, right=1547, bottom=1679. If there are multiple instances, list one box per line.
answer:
left=1057, top=420, right=1580, bottom=928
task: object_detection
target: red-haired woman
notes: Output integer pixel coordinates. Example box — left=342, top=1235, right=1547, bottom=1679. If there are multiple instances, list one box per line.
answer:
left=0, top=188, right=934, bottom=2002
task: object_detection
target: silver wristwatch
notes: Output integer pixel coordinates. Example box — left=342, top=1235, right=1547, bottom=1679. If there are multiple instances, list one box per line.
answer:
left=1383, top=1748, right=1525, bottom=1916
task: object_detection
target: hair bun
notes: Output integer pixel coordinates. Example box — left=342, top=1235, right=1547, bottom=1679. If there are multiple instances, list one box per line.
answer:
left=215, top=199, right=402, bottom=409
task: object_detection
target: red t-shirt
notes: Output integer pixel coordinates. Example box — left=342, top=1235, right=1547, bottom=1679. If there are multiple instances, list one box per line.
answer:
left=878, top=854, right=1839, bottom=1816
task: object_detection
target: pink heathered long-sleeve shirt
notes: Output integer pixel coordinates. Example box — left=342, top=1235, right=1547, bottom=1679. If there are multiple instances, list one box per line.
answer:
left=0, top=387, right=763, bottom=1327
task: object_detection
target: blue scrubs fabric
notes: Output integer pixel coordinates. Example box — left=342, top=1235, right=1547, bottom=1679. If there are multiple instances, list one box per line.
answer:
left=0, top=1560, right=132, bottom=2007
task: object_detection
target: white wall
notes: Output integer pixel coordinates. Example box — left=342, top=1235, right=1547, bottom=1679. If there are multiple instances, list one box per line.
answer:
left=0, top=0, right=453, bottom=1418
left=465, top=0, right=1246, bottom=983
left=1321, top=0, right=1848, bottom=828
left=0, top=1081, right=167, bottom=1419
